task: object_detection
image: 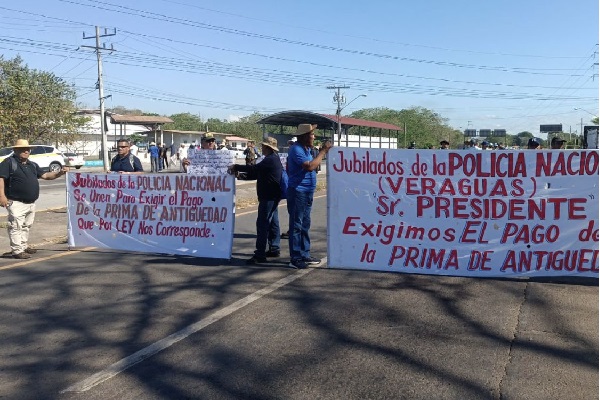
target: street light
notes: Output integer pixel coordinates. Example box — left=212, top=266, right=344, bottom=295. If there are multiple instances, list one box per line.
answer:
left=574, top=107, right=598, bottom=118
left=336, top=94, right=366, bottom=146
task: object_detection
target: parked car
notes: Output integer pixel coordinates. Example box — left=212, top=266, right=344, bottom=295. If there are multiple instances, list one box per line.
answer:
left=0, top=145, right=65, bottom=172
left=62, top=152, right=85, bottom=169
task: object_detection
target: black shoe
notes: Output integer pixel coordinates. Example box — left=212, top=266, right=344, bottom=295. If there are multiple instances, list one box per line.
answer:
left=13, top=252, right=32, bottom=260
left=288, top=259, right=308, bottom=269
left=24, top=247, right=37, bottom=254
left=281, top=231, right=289, bottom=239
left=265, top=250, right=280, bottom=258
left=303, top=256, right=321, bottom=265
left=246, top=256, right=267, bottom=265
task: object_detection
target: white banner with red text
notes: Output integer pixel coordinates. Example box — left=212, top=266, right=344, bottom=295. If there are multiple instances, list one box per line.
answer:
left=327, top=148, right=599, bottom=278
left=66, top=172, right=235, bottom=259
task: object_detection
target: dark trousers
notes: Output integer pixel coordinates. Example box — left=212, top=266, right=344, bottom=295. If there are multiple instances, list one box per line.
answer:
left=255, top=199, right=281, bottom=258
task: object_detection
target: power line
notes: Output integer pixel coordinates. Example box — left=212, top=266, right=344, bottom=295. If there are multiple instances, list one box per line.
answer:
left=57, top=0, right=589, bottom=74
left=1, top=37, right=596, bottom=102
left=154, top=0, right=590, bottom=60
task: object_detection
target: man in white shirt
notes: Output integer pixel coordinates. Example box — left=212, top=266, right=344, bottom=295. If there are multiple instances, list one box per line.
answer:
left=129, top=141, right=139, bottom=156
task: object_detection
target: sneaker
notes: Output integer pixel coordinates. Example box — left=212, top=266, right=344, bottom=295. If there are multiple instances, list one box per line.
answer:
left=281, top=231, right=289, bottom=239
left=13, top=252, right=32, bottom=260
left=246, top=256, right=267, bottom=265
left=265, top=250, right=280, bottom=258
left=2, top=251, right=13, bottom=257
left=303, top=256, right=321, bottom=265
left=24, top=247, right=37, bottom=254
left=288, top=259, right=308, bottom=269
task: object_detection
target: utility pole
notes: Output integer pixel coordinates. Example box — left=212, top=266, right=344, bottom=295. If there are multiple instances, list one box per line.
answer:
left=82, top=26, right=116, bottom=171
left=327, top=85, right=349, bottom=145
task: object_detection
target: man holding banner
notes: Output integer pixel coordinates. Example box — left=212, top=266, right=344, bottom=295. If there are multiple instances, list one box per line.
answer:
left=229, top=137, right=283, bottom=264
left=287, top=124, right=332, bottom=269
left=110, top=138, right=144, bottom=174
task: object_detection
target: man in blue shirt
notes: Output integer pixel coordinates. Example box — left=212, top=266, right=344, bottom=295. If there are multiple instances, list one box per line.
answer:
left=286, top=123, right=332, bottom=269
left=148, top=142, right=160, bottom=172
left=110, top=138, right=144, bottom=174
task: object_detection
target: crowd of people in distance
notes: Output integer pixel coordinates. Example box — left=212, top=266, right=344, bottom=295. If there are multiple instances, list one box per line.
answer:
left=429, top=137, right=567, bottom=151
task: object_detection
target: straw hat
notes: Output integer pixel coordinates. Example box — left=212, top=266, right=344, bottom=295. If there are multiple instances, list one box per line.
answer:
left=294, top=123, right=317, bottom=136
left=261, top=137, right=279, bottom=152
left=11, top=139, right=31, bottom=148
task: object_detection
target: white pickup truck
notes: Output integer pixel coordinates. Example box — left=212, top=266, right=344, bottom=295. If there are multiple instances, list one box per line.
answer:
left=225, top=148, right=245, bottom=159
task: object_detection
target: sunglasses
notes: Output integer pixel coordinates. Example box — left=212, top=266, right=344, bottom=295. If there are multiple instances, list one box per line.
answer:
left=118, top=146, right=129, bottom=148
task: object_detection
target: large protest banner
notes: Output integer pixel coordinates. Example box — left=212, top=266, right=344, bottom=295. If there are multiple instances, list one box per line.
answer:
left=67, top=172, right=235, bottom=259
left=327, top=148, right=599, bottom=278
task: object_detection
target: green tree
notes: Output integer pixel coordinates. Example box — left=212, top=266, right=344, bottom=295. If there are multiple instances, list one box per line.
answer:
left=515, top=131, right=534, bottom=147
left=0, top=56, right=88, bottom=147
left=108, top=105, right=143, bottom=115
left=350, top=106, right=459, bottom=148
left=164, top=112, right=203, bottom=131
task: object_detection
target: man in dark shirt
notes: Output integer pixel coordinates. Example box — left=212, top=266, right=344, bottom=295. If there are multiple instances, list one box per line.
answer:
left=229, top=137, right=283, bottom=264
left=551, top=137, right=567, bottom=149
left=110, top=138, right=144, bottom=174
left=0, top=139, right=70, bottom=259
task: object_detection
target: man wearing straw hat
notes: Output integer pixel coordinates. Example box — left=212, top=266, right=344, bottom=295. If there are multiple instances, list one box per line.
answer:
left=0, top=139, right=70, bottom=259
left=229, top=137, right=283, bottom=264
left=287, top=124, right=332, bottom=269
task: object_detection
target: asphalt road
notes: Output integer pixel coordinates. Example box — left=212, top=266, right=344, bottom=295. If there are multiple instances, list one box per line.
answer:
left=0, top=194, right=597, bottom=400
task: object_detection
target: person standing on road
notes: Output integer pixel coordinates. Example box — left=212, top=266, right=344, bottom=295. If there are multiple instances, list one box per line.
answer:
left=110, top=138, right=144, bottom=174
left=527, top=138, right=541, bottom=150
left=244, top=141, right=259, bottom=165
left=129, top=141, right=139, bottom=156
left=229, top=137, right=283, bottom=264
left=149, top=142, right=160, bottom=172
left=160, top=143, right=169, bottom=170
left=465, top=139, right=481, bottom=151
left=0, top=139, right=70, bottom=259
left=551, top=137, right=567, bottom=149
left=286, top=123, right=332, bottom=269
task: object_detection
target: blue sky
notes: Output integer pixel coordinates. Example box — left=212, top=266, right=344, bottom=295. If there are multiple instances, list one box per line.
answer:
left=1, top=0, right=598, bottom=138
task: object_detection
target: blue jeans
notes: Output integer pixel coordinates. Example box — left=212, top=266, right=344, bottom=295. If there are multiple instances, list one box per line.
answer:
left=151, top=156, right=160, bottom=172
left=255, top=199, right=281, bottom=258
left=287, top=187, right=313, bottom=261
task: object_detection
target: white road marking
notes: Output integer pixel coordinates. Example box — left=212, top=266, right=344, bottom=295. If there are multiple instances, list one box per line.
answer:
left=61, top=266, right=317, bottom=393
